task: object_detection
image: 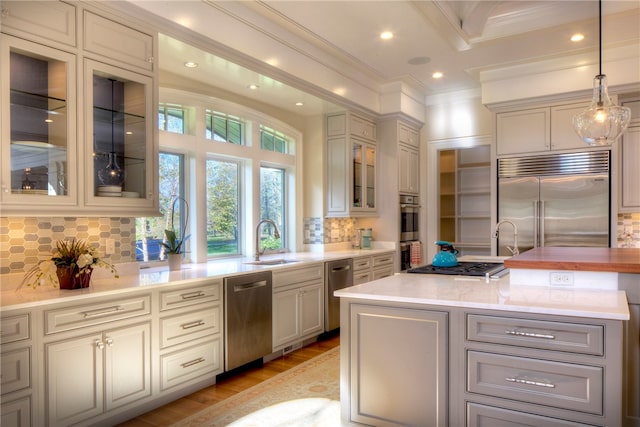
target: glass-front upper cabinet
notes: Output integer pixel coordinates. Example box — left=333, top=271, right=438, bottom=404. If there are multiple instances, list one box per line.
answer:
left=84, top=59, right=156, bottom=212
left=351, top=140, right=376, bottom=212
left=0, top=35, right=77, bottom=211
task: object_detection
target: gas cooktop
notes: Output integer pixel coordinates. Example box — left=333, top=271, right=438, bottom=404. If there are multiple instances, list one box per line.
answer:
left=407, top=262, right=507, bottom=278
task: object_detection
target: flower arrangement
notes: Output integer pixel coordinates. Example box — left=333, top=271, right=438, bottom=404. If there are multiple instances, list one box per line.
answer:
left=22, top=239, right=118, bottom=289
left=161, top=196, right=190, bottom=256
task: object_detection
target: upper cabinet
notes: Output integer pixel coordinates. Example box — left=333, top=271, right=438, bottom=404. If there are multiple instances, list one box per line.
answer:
left=326, top=112, right=377, bottom=217
left=496, top=101, right=591, bottom=156
left=397, top=123, right=420, bottom=195
left=0, top=1, right=158, bottom=216
left=620, top=99, right=640, bottom=212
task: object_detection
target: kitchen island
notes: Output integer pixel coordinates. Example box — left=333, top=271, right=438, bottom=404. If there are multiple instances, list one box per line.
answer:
left=336, top=251, right=631, bottom=427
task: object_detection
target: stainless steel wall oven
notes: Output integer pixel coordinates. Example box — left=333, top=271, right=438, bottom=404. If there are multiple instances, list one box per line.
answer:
left=400, top=195, right=419, bottom=241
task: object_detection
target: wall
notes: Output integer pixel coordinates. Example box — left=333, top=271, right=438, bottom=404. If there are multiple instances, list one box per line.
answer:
left=0, top=217, right=136, bottom=275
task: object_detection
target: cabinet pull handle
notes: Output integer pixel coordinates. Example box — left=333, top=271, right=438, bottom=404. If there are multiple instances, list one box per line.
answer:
left=181, top=291, right=205, bottom=300
left=181, top=357, right=205, bottom=368
left=505, top=330, right=555, bottom=340
left=505, top=376, right=555, bottom=388
left=181, top=320, right=205, bottom=330
left=82, top=306, right=124, bottom=318
left=96, top=340, right=105, bottom=350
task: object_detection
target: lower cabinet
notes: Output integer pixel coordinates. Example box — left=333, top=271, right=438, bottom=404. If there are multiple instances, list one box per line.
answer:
left=273, top=281, right=324, bottom=350
left=0, top=313, right=32, bottom=427
left=45, top=322, right=151, bottom=426
left=347, top=304, right=448, bottom=426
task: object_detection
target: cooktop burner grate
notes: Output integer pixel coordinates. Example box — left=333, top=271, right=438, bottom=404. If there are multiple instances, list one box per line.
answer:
left=407, top=262, right=506, bottom=277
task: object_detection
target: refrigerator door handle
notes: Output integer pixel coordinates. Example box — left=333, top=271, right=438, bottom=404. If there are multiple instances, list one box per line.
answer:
left=540, top=200, right=545, bottom=247
left=533, top=200, right=539, bottom=248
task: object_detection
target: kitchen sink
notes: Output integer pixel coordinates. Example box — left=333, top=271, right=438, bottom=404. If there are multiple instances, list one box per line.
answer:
left=244, top=259, right=301, bottom=266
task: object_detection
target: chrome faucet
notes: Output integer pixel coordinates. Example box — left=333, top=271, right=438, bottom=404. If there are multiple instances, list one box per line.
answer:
left=255, top=219, right=281, bottom=261
left=493, top=219, right=519, bottom=256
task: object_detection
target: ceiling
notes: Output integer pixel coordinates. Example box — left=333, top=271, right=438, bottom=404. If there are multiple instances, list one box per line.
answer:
left=128, top=0, right=640, bottom=116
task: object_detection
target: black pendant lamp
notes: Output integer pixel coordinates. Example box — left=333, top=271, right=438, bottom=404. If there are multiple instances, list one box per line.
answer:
left=572, top=0, right=631, bottom=146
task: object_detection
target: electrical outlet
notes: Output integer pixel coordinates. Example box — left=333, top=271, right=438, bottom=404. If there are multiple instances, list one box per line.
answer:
left=549, top=271, right=574, bottom=286
left=105, top=238, right=115, bottom=255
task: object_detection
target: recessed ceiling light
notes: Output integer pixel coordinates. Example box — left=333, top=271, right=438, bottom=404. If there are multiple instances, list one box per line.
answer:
left=432, top=71, right=443, bottom=79
left=247, top=84, right=259, bottom=90
left=570, top=33, right=585, bottom=42
left=295, top=102, right=304, bottom=106
left=184, top=61, right=198, bottom=68
left=380, top=31, right=393, bottom=40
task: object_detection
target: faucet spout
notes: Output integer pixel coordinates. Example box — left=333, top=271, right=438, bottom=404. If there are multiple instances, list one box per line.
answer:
left=493, top=219, right=519, bottom=256
left=255, top=219, right=281, bottom=261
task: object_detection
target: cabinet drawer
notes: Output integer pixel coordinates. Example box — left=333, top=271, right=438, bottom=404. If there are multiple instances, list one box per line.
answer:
left=45, top=294, right=151, bottom=334
left=84, top=11, right=154, bottom=71
left=467, top=351, right=603, bottom=414
left=372, top=253, right=394, bottom=268
left=161, top=339, right=221, bottom=390
left=1, top=314, right=30, bottom=344
left=353, top=257, right=372, bottom=271
left=354, top=271, right=372, bottom=285
left=273, top=263, right=323, bottom=289
left=0, top=348, right=30, bottom=395
left=0, top=396, right=31, bottom=427
left=467, top=315, right=604, bottom=356
left=372, top=266, right=394, bottom=280
left=160, top=306, right=221, bottom=349
left=467, top=402, right=594, bottom=427
left=160, top=281, right=221, bottom=311
left=0, top=1, right=76, bottom=46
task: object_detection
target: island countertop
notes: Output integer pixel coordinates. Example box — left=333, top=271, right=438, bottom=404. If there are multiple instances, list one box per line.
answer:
left=334, top=273, right=630, bottom=320
left=504, top=247, right=640, bottom=273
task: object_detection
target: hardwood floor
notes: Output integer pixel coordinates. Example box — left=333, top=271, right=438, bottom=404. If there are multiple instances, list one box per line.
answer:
left=117, top=333, right=340, bottom=427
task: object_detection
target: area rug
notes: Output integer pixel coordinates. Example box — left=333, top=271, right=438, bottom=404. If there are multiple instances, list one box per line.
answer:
left=173, top=346, right=340, bottom=426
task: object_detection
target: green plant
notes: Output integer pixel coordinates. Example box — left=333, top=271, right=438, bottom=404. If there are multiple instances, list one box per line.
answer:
left=22, top=239, right=118, bottom=288
left=162, top=197, right=190, bottom=255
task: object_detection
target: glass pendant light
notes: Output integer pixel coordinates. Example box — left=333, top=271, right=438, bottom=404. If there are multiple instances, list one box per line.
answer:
left=572, top=0, right=631, bottom=146
left=98, top=79, right=125, bottom=187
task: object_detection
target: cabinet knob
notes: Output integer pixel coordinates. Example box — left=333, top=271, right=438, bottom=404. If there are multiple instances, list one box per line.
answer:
left=146, top=56, right=154, bottom=64
left=1, top=8, right=9, bottom=19
left=95, top=340, right=105, bottom=350
left=105, top=338, right=114, bottom=347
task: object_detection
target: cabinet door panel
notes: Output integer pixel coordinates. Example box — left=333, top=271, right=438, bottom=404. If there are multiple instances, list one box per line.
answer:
left=299, top=283, right=323, bottom=337
left=46, top=333, right=103, bottom=426
left=550, top=103, right=590, bottom=151
left=621, top=127, right=640, bottom=210
left=273, top=288, right=300, bottom=348
left=350, top=305, right=448, bottom=426
left=497, top=108, right=550, bottom=155
left=105, top=323, right=151, bottom=411
left=0, top=1, right=76, bottom=46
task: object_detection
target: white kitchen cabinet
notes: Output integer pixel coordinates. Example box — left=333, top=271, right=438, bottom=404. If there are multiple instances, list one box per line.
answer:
left=326, top=112, right=378, bottom=217
left=347, top=304, right=448, bottom=426
left=272, top=263, right=324, bottom=350
left=0, top=1, right=77, bottom=47
left=45, top=322, right=151, bottom=426
left=351, top=251, right=395, bottom=284
left=398, top=143, right=419, bottom=195
left=0, top=34, right=79, bottom=214
left=158, top=280, right=223, bottom=390
left=620, top=99, right=640, bottom=212
left=399, top=123, right=419, bottom=147
left=0, top=312, right=32, bottom=427
left=352, top=256, right=372, bottom=285
left=496, top=102, right=590, bottom=156
left=0, top=1, right=158, bottom=217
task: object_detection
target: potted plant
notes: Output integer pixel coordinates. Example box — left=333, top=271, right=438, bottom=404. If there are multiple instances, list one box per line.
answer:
left=22, top=238, right=118, bottom=290
left=162, top=197, right=190, bottom=271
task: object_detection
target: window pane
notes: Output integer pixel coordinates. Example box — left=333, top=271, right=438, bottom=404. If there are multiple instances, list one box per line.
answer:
left=260, top=125, right=291, bottom=154
left=260, top=166, right=285, bottom=251
left=158, top=104, right=184, bottom=134
left=136, top=152, right=184, bottom=261
left=206, top=159, right=240, bottom=256
left=206, top=111, right=243, bottom=144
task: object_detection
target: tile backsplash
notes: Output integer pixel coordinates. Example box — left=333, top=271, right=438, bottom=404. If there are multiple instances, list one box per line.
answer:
left=1, top=213, right=638, bottom=275
left=0, top=217, right=136, bottom=275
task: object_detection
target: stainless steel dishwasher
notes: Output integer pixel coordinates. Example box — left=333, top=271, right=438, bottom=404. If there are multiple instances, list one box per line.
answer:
left=224, top=271, right=272, bottom=371
left=325, top=258, right=353, bottom=332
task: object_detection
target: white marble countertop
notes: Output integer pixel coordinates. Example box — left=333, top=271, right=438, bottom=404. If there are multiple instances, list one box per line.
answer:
left=335, top=273, right=630, bottom=321
left=0, top=248, right=394, bottom=310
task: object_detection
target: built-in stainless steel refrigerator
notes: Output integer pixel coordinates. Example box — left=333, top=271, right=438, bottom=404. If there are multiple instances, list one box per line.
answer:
left=497, top=151, right=610, bottom=256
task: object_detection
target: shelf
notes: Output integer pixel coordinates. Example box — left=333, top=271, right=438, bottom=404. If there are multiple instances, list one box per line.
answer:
left=11, top=89, right=67, bottom=111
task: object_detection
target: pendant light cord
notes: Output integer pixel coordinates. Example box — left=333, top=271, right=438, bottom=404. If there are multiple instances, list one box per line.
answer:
left=598, top=0, right=602, bottom=77
left=110, top=79, right=115, bottom=156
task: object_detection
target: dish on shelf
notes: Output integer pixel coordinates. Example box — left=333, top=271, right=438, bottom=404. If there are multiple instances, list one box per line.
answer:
left=121, top=191, right=139, bottom=198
